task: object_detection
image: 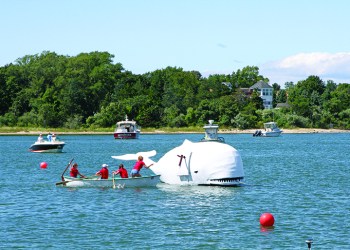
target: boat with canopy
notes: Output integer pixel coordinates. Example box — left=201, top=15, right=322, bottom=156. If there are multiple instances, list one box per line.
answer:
left=113, top=115, right=141, bottom=139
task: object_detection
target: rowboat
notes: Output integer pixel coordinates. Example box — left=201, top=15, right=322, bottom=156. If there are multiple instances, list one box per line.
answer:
left=56, top=158, right=160, bottom=188
left=56, top=175, right=161, bottom=188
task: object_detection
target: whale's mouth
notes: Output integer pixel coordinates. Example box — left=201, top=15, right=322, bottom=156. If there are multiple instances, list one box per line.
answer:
left=201, top=177, right=244, bottom=186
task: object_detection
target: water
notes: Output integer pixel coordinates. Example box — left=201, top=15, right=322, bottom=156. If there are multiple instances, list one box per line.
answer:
left=1, top=133, right=349, bottom=249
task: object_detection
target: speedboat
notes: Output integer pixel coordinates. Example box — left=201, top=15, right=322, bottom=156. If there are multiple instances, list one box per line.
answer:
left=29, top=136, right=65, bottom=153
left=112, top=120, right=245, bottom=187
left=113, top=115, right=141, bottom=139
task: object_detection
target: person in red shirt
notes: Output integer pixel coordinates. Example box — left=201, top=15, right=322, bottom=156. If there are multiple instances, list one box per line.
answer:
left=131, top=156, right=153, bottom=177
left=96, top=164, right=109, bottom=179
left=69, top=163, right=85, bottom=178
left=113, top=163, right=129, bottom=178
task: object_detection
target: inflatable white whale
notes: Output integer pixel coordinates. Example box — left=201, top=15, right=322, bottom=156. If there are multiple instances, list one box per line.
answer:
left=112, top=120, right=244, bottom=186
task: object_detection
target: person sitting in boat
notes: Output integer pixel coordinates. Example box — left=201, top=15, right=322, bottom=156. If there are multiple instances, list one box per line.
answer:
left=96, top=164, right=109, bottom=179
left=37, top=134, right=43, bottom=142
left=112, top=163, right=129, bottom=178
left=70, top=163, right=86, bottom=178
left=131, top=156, right=153, bottom=177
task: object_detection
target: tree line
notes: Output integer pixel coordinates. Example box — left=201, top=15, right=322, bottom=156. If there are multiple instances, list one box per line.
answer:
left=0, top=51, right=349, bottom=130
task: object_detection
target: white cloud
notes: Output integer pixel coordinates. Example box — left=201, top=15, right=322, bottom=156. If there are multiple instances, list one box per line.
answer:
left=260, top=52, right=350, bottom=87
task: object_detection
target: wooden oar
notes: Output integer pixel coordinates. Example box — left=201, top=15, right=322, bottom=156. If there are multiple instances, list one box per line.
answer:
left=58, top=158, right=74, bottom=186
left=112, top=173, right=116, bottom=189
left=56, top=175, right=100, bottom=186
left=55, top=180, right=71, bottom=186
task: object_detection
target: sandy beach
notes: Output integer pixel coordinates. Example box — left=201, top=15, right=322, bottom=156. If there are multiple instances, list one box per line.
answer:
left=219, top=128, right=350, bottom=134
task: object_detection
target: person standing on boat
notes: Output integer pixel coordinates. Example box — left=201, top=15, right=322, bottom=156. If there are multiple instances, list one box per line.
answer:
left=96, top=164, right=109, bottom=179
left=131, top=156, right=153, bottom=177
left=47, top=133, right=52, bottom=142
left=112, top=164, right=128, bottom=178
left=52, top=133, right=56, bottom=142
left=70, top=163, right=86, bottom=178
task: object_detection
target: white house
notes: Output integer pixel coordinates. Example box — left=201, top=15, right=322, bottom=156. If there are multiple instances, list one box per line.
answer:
left=249, top=80, right=273, bottom=109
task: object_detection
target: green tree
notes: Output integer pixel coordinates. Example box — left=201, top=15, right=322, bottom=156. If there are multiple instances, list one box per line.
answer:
left=324, top=83, right=350, bottom=116
left=232, top=66, right=268, bottom=88
left=288, top=75, right=325, bottom=118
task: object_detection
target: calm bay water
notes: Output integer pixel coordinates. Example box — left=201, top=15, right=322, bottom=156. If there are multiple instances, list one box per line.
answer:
left=0, top=133, right=349, bottom=249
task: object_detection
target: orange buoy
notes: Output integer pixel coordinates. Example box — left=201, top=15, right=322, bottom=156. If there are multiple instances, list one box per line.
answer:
left=260, top=213, right=275, bottom=227
left=40, top=162, right=48, bottom=169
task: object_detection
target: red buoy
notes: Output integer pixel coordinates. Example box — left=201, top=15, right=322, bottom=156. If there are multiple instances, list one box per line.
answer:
left=260, top=213, right=275, bottom=227
left=40, top=162, right=48, bottom=169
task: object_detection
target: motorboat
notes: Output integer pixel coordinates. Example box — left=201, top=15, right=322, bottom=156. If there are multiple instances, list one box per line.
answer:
left=112, top=120, right=245, bottom=187
left=113, top=115, right=140, bottom=139
left=253, top=122, right=282, bottom=137
left=201, top=120, right=225, bottom=142
left=29, top=134, right=65, bottom=153
left=57, top=175, right=160, bottom=188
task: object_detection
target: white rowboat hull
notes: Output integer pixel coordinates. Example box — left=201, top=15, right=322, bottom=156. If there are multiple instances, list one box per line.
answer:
left=60, top=175, right=160, bottom=188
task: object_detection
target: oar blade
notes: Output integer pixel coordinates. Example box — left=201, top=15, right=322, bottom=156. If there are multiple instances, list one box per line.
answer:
left=55, top=180, right=71, bottom=186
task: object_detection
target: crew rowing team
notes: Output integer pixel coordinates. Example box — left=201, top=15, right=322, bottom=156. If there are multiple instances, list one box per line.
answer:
left=70, top=156, right=154, bottom=179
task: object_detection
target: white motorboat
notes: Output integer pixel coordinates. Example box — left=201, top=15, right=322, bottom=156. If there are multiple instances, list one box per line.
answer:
left=29, top=135, right=65, bottom=153
left=253, top=122, right=283, bottom=137
left=113, top=115, right=141, bottom=139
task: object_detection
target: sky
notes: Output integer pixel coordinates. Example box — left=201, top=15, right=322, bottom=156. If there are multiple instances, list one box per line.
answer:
left=1, top=0, right=350, bottom=87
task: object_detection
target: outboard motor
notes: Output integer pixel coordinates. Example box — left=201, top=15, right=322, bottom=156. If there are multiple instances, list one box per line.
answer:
left=253, top=130, right=262, bottom=137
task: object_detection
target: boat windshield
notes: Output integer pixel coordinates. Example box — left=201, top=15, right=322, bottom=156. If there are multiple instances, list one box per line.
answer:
left=264, top=123, right=277, bottom=129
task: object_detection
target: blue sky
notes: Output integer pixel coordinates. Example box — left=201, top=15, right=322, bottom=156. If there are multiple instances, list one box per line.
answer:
left=1, top=0, right=350, bottom=87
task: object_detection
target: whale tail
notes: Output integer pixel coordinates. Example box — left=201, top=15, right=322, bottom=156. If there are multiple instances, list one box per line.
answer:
left=111, top=150, right=157, bottom=166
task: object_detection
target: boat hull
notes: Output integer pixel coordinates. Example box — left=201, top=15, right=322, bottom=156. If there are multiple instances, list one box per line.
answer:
left=29, top=142, right=65, bottom=153
left=261, top=131, right=282, bottom=137
left=60, top=175, right=160, bottom=188
left=113, top=132, right=139, bottom=139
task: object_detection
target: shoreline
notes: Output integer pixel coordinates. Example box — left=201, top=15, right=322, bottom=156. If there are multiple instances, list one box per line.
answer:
left=0, top=128, right=349, bottom=135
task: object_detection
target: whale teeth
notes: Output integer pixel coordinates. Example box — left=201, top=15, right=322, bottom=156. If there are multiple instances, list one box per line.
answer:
left=210, top=177, right=244, bottom=183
